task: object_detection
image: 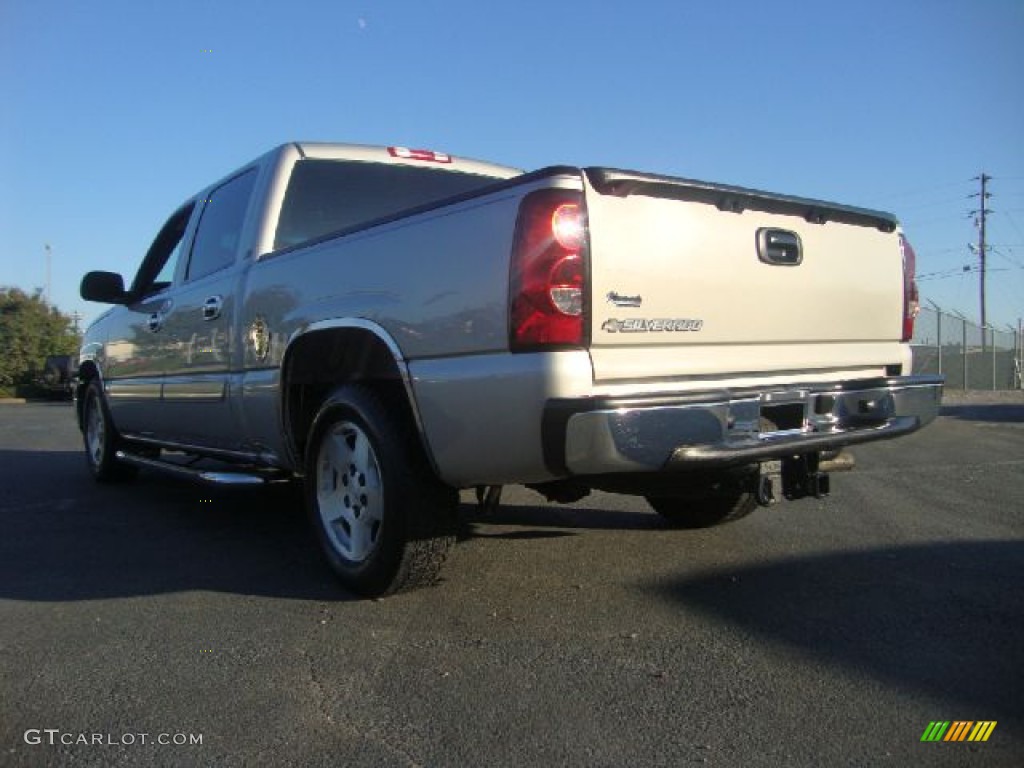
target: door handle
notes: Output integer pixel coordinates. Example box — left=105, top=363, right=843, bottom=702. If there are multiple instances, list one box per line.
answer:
left=202, top=295, right=223, bottom=321
left=147, top=298, right=172, bottom=332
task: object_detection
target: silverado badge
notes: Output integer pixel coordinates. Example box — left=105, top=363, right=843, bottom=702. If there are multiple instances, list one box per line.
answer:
left=602, top=318, right=704, bottom=333
left=249, top=316, right=270, bottom=361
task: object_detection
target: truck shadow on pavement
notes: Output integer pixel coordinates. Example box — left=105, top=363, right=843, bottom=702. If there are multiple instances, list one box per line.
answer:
left=459, top=501, right=663, bottom=541
left=939, top=403, right=1024, bottom=423
left=0, top=449, right=657, bottom=602
left=0, top=449, right=353, bottom=602
left=651, top=539, right=1024, bottom=714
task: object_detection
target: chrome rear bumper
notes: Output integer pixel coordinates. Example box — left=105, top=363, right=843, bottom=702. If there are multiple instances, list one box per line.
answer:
left=543, top=375, right=943, bottom=476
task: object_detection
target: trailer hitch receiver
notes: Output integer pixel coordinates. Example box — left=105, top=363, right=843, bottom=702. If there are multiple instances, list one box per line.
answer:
left=781, top=453, right=830, bottom=500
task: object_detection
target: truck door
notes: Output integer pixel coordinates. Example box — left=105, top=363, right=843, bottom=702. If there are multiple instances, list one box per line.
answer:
left=103, top=203, right=195, bottom=436
left=158, top=168, right=258, bottom=449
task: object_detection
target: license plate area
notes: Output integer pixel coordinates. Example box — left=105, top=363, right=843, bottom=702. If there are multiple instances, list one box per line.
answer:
left=761, top=402, right=805, bottom=432
left=726, top=391, right=810, bottom=440
left=759, top=390, right=809, bottom=436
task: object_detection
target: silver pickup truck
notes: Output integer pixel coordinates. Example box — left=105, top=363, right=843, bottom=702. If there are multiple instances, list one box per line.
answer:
left=78, top=142, right=942, bottom=595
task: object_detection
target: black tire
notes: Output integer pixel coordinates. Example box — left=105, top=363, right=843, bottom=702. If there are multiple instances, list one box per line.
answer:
left=81, top=380, right=138, bottom=482
left=646, top=491, right=756, bottom=529
left=304, top=385, right=457, bottom=597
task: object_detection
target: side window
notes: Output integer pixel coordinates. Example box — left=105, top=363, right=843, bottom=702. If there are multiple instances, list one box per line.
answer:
left=130, top=203, right=195, bottom=297
left=153, top=238, right=185, bottom=287
left=185, top=169, right=257, bottom=281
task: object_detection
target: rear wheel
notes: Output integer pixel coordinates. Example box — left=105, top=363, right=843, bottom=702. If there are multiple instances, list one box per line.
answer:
left=82, top=380, right=138, bottom=482
left=304, top=385, right=457, bottom=596
left=646, top=491, right=756, bottom=529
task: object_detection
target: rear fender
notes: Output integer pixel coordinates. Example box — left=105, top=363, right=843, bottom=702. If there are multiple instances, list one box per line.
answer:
left=279, top=318, right=439, bottom=475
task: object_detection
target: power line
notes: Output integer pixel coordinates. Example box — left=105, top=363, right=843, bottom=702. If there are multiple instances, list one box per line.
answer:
left=872, top=178, right=974, bottom=202
left=917, top=265, right=1014, bottom=283
left=998, top=212, right=1024, bottom=255
left=991, top=246, right=1024, bottom=271
left=917, top=261, right=981, bottom=281
left=897, top=196, right=974, bottom=212
left=901, top=213, right=972, bottom=229
left=915, top=246, right=968, bottom=257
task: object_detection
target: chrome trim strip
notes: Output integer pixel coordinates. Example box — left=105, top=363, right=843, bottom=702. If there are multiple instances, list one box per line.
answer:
left=282, top=318, right=439, bottom=474
left=117, top=434, right=274, bottom=465
left=105, top=379, right=163, bottom=400
left=162, top=377, right=227, bottom=401
left=196, top=472, right=270, bottom=485
left=294, top=317, right=407, bottom=363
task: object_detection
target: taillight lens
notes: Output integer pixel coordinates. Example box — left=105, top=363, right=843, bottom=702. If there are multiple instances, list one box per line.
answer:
left=551, top=203, right=585, bottom=250
left=900, top=234, right=919, bottom=342
left=510, top=189, right=588, bottom=350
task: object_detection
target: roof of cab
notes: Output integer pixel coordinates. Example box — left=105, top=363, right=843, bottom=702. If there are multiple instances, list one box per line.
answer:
left=291, top=142, right=523, bottom=180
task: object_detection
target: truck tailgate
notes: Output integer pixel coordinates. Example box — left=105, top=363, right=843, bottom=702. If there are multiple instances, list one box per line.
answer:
left=583, top=168, right=906, bottom=384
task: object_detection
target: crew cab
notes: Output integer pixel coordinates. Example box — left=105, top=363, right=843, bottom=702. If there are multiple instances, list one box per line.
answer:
left=77, top=142, right=943, bottom=595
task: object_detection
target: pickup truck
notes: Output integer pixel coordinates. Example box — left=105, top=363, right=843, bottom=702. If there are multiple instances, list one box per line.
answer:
left=77, top=142, right=943, bottom=595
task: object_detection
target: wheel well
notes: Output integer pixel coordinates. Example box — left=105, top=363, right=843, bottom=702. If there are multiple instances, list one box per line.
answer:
left=75, top=361, right=100, bottom=430
left=282, top=328, right=419, bottom=467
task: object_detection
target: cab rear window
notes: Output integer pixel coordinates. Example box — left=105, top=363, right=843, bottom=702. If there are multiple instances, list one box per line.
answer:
left=274, top=159, right=497, bottom=251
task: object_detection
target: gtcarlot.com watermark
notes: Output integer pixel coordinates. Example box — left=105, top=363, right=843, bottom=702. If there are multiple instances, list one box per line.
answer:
left=24, top=729, right=202, bottom=747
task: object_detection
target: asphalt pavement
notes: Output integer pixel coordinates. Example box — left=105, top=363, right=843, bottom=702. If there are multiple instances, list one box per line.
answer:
left=1, top=399, right=1022, bottom=767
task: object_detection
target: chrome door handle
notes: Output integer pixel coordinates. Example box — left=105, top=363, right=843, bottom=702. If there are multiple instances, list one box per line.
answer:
left=147, top=313, right=162, bottom=332
left=202, top=295, right=223, bottom=321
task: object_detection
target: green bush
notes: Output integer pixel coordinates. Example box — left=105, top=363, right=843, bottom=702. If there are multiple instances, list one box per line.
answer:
left=0, top=287, right=81, bottom=397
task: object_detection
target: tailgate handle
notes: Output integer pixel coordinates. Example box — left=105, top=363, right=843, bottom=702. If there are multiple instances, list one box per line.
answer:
left=757, top=229, right=802, bottom=266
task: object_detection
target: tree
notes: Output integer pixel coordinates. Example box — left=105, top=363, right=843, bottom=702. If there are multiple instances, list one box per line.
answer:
left=0, top=287, right=81, bottom=395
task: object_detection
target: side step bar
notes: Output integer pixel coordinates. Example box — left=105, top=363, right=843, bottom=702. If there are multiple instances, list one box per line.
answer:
left=115, top=450, right=288, bottom=486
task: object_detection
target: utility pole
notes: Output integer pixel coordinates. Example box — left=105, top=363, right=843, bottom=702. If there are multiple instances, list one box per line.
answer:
left=44, top=243, right=52, bottom=306
left=969, top=174, right=991, bottom=328
left=1018, top=317, right=1023, bottom=390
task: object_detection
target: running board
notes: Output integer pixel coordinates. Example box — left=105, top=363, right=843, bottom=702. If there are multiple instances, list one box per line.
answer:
left=115, top=450, right=287, bottom=486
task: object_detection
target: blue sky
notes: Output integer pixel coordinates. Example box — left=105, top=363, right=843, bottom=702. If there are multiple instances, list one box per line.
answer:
left=2, top=0, right=1023, bottom=329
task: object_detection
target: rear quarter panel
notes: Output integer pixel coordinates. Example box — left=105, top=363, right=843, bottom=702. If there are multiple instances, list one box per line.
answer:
left=238, top=176, right=590, bottom=484
left=241, top=178, right=577, bottom=368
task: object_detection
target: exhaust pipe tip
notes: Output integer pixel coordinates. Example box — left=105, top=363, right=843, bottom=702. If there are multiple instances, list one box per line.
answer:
left=819, top=452, right=856, bottom=473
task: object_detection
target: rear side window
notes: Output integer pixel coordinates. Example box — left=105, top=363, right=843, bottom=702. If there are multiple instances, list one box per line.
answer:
left=274, top=159, right=497, bottom=251
left=186, top=169, right=257, bottom=281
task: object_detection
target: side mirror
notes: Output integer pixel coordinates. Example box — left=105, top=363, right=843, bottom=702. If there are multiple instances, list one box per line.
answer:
left=80, top=271, right=129, bottom=304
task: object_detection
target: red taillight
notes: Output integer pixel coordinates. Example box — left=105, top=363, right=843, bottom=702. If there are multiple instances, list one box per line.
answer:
left=510, top=189, right=588, bottom=350
left=900, top=234, right=919, bottom=342
left=387, top=146, right=452, bottom=164
left=551, top=203, right=585, bottom=250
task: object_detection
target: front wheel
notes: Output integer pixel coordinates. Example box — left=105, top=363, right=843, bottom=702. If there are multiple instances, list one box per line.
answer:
left=304, top=385, right=457, bottom=597
left=82, top=380, right=138, bottom=482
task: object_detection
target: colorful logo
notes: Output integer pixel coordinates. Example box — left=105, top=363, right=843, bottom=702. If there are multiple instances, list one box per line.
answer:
left=921, top=721, right=997, bottom=743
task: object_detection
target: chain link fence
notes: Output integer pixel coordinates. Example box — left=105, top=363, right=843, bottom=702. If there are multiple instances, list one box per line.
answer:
left=911, top=305, right=1022, bottom=390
